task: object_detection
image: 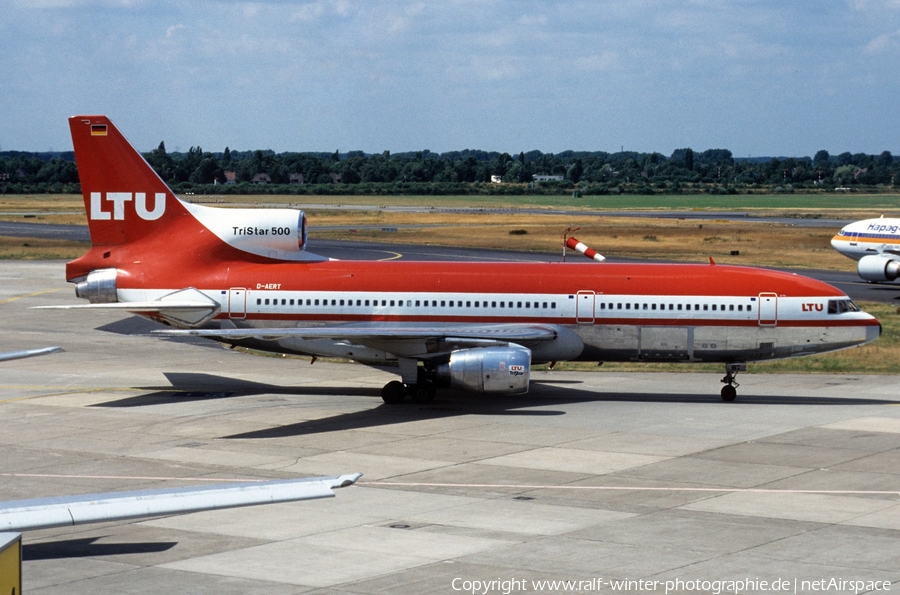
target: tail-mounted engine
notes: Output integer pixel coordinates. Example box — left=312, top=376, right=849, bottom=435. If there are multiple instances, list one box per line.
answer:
left=75, top=268, right=118, bottom=303
left=858, top=254, right=900, bottom=282
left=184, top=202, right=311, bottom=261
left=435, top=345, right=531, bottom=394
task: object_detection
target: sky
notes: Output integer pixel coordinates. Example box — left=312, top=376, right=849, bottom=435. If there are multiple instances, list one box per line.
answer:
left=3, top=0, right=900, bottom=157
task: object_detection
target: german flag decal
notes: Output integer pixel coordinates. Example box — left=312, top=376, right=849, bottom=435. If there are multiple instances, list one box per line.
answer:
left=91, top=124, right=108, bottom=136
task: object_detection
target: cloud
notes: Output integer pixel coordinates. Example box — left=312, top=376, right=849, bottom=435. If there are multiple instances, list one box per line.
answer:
left=165, top=24, right=185, bottom=37
left=864, top=29, right=900, bottom=53
left=3, top=0, right=900, bottom=155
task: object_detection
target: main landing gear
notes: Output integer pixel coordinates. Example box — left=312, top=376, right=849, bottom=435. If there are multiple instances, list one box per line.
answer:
left=381, top=380, right=436, bottom=404
left=720, top=362, right=746, bottom=402
left=382, top=358, right=438, bottom=405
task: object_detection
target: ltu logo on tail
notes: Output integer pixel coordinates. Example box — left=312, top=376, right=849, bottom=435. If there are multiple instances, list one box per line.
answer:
left=90, top=192, right=166, bottom=221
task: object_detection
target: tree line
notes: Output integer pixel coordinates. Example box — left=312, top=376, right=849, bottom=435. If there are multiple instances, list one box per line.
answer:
left=1, top=145, right=897, bottom=196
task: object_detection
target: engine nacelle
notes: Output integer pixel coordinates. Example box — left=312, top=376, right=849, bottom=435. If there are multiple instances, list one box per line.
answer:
left=858, top=254, right=900, bottom=282
left=185, top=202, right=309, bottom=260
left=435, top=346, right=531, bottom=394
left=75, top=268, right=118, bottom=303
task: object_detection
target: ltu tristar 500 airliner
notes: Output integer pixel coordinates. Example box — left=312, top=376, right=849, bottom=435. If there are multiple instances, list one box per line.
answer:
left=831, top=216, right=900, bottom=282
left=50, top=116, right=880, bottom=403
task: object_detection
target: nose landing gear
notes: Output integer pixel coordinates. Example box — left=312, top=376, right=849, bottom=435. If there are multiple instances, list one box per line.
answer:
left=720, top=363, right=746, bottom=401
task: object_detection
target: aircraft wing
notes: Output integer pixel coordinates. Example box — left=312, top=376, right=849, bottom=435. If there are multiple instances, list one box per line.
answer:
left=0, top=346, right=62, bottom=362
left=154, top=322, right=559, bottom=343
left=154, top=322, right=562, bottom=359
left=0, top=473, right=361, bottom=532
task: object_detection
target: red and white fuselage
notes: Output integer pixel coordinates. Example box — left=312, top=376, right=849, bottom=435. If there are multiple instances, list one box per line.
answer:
left=56, top=116, right=881, bottom=401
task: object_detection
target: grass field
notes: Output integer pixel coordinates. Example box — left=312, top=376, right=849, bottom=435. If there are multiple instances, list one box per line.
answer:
left=2, top=193, right=898, bottom=374
left=4, top=192, right=900, bottom=215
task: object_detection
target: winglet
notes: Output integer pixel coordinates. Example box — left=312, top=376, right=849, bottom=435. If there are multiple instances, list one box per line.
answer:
left=709, top=256, right=716, bottom=265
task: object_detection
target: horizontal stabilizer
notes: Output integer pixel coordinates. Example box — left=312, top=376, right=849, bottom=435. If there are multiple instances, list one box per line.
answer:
left=0, top=473, right=361, bottom=532
left=36, top=288, right=221, bottom=327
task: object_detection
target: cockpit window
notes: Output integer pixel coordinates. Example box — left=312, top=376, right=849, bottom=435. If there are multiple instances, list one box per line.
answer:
left=827, top=299, right=859, bottom=314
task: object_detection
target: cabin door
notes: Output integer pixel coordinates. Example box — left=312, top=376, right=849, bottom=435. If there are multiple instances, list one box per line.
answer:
left=575, top=291, right=595, bottom=323
left=229, top=288, right=247, bottom=319
left=758, top=292, right=777, bottom=326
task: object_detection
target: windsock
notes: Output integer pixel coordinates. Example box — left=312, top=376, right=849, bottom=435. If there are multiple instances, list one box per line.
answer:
left=565, top=237, right=605, bottom=262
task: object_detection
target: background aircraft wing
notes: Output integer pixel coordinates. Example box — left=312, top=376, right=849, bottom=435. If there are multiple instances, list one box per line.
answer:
left=0, top=346, right=62, bottom=362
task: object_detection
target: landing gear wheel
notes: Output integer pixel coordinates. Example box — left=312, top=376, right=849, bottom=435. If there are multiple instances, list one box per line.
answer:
left=381, top=381, right=407, bottom=404
left=720, top=384, right=737, bottom=402
left=411, top=382, right=436, bottom=404
left=719, top=363, right=744, bottom=402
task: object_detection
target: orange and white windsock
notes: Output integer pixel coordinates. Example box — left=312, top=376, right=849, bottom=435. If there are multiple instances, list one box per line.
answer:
left=565, top=237, right=605, bottom=262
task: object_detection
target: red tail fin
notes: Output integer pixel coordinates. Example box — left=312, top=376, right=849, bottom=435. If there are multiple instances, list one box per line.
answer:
left=67, top=116, right=317, bottom=283
left=69, top=115, right=191, bottom=246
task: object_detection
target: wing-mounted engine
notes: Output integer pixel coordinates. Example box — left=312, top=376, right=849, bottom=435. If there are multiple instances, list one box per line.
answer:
left=434, top=345, right=531, bottom=394
left=858, top=254, right=900, bottom=282
left=182, top=201, right=319, bottom=261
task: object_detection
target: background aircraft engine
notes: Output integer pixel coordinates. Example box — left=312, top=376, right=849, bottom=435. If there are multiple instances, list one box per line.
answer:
left=74, top=268, right=118, bottom=303
left=435, top=345, right=531, bottom=394
left=857, top=254, right=900, bottom=281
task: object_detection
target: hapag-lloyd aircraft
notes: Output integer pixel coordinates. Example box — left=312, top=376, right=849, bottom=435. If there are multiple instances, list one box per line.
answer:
left=48, top=116, right=880, bottom=403
left=831, top=216, right=900, bottom=282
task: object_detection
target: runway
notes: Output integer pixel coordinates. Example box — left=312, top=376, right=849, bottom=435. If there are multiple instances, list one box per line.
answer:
left=2, top=261, right=899, bottom=593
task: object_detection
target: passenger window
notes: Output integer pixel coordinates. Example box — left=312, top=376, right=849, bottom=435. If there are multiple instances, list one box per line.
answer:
left=677, top=304, right=682, bottom=311
left=703, top=304, right=708, bottom=311
left=748, top=305, right=752, bottom=312
left=256, top=298, right=261, bottom=305
left=729, top=305, right=734, bottom=311
left=712, top=304, right=716, bottom=311
left=551, top=303, right=556, bottom=309
left=626, top=303, right=631, bottom=310
left=264, top=298, right=270, bottom=305
left=643, top=304, right=648, bottom=310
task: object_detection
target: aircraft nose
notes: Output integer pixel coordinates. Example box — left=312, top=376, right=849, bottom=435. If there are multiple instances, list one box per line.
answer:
left=868, top=322, right=882, bottom=343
